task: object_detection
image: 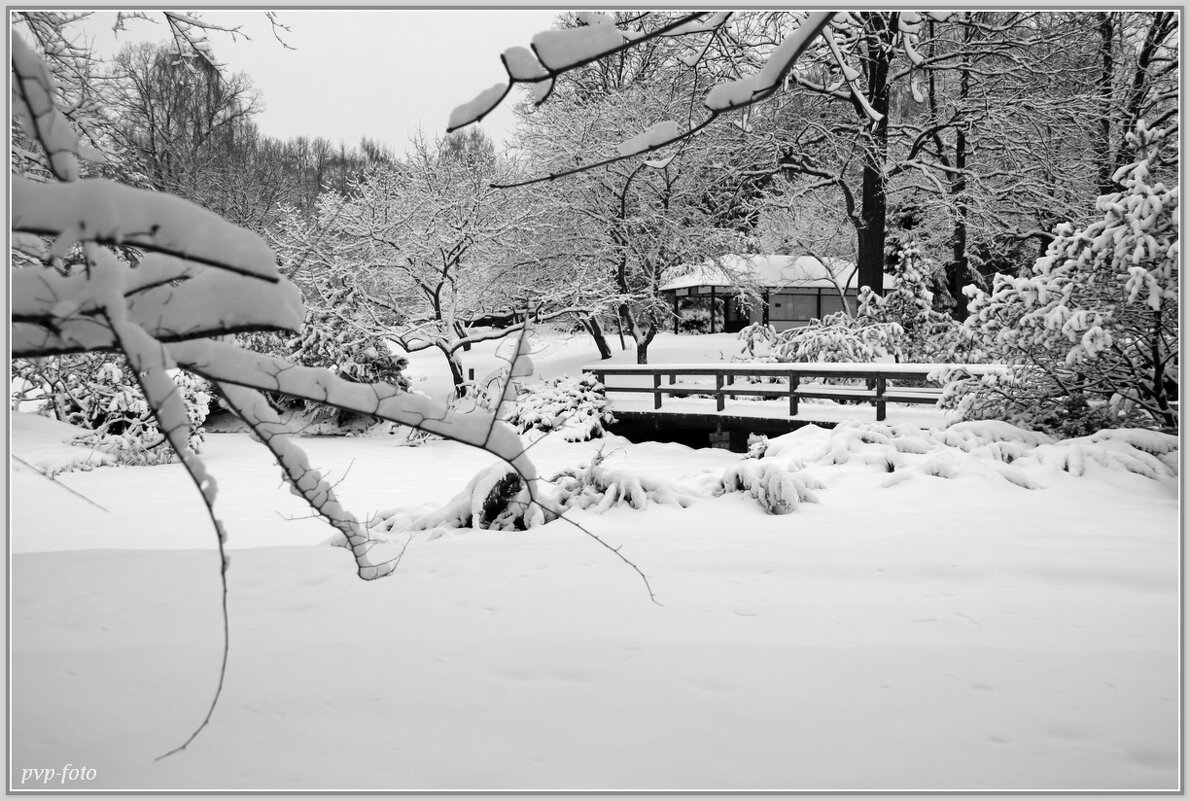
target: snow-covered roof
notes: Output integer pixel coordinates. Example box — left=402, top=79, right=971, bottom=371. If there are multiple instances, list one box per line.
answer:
left=659, top=254, right=894, bottom=292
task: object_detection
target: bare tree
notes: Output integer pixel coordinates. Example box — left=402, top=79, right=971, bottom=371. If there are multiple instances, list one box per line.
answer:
left=452, top=10, right=1178, bottom=323
left=11, top=27, right=544, bottom=579
left=514, top=76, right=750, bottom=363
left=281, top=131, right=596, bottom=391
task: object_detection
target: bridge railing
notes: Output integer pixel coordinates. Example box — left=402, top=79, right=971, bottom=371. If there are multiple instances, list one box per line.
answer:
left=583, top=362, right=1007, bottom=422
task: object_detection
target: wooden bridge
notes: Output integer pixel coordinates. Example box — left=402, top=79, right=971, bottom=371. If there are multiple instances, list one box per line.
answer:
left=584, top=362, right=1007, bottom=450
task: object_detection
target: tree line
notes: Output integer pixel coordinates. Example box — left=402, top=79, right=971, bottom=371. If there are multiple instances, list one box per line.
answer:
left=12, top=10, right=1179, bottom=421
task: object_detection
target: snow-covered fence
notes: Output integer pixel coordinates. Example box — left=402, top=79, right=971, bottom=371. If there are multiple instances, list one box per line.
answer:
left=585, top=362, right=1008, bottom=422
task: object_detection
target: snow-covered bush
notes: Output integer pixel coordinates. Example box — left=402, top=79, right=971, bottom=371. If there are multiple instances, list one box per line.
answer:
left=858, top=240, right=969, bottom=363
left=946, top=123, right=1179, bottom=432
left=737, top=321, right=778, bottom=360
left=369, top=462, right=539, bottom=535
left=735, top=314, right=903, bottom=390
left=286, top=289, right=411, bottom=429
left=369, top=450, right=697, bottom=537
left=506, top=374, right=616, bottom=441
left=736, top=244, right=970, bottom=373
left=774, top=311, right=905, bottom=364
left=290, top=278, right=411, bottom=388
left=235, top=277, right=412, bottom=430
left=715, top=460, right=820, bottom=514
left=749, top=419, right=1178, bottom=490
left=12, top=354, right=210, bottom=463
left=677, top=297, right=723, bottom=333
left=547, top=451, right=697, bottom=513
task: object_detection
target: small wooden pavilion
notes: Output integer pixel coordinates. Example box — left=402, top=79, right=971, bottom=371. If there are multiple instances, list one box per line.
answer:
left=659, top=254, right=895, bottom=333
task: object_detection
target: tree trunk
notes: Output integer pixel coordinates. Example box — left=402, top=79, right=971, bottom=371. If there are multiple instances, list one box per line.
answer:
left=947, top=150, right=969, bottom=321
left=857, top=168, right=887, bottom=295
left=1150, top=306, right=1176, bottom=429
left=857, top=13, right=893, bottom=296
left=583, top=314, right=613, bottom=360
left=444, top=347, right=466, bottom=396
left=635, top=326, right=657, bottom=365
left=947, top=37, right=971, bottom=322
left=618, top=302, right=655, bottom=364
left=1095, top=13, right=1116, bottom=195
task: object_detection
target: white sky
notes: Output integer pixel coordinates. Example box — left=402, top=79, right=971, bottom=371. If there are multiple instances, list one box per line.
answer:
left=76, top=9, right=563, bottom=154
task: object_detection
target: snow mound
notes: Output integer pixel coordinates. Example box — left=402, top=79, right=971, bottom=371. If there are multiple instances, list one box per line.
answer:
left=749, top=420, right=1178, bottom=491
left=935, top=420, right=1056, bottom=452
left=359, top=419, right=1177, bottom=546
left=369, top=462, right=534, bottom=536
left=10, top=412, right=117, bottom=476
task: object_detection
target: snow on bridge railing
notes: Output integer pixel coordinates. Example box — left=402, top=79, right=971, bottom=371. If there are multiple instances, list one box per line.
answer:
left=582, top=362, right=1009, bottom=422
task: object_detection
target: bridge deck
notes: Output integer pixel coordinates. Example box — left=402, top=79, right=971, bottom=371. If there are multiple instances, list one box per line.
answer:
left=607, top=394, right=955, bottom=429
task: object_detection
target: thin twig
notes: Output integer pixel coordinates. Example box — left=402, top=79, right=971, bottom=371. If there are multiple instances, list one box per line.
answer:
left=551, top=503, right=661, bottom=606
left=10, top=454, right=110, bottom=512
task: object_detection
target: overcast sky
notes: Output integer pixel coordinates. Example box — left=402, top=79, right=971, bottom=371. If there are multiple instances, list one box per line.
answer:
left=78, top=9, right=562, bottom=154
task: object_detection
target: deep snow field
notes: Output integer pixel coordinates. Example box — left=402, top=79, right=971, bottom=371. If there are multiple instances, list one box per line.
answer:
left=9, top=331, right=1182, bottom=791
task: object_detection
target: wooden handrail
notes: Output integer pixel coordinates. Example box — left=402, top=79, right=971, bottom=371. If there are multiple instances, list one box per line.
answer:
left=583, top=362, right=1007, bottom=422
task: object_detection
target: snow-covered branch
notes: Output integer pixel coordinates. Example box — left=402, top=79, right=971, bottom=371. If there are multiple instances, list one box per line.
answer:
left=13, top=176, right=280, bottom=280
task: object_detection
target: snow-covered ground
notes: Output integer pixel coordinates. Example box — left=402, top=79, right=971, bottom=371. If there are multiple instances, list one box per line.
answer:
left=9, top=332, right=1181, bottom=791
left=396, top=329, right=748, bottom=401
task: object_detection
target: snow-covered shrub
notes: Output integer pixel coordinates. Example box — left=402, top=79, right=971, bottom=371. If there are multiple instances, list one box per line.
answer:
left=286, top=280, right=411, bottom=429
left=754, top=419, right=1178, bottom=490
left=234, top=281, right=411, bottom=431
left=737, top=322, right=778, bottom=360
left=368, top=450, right=696, bottom=538
left=737, top=244, right=970, bottom=375
left=948, top=122, right=1178, bottom=432
left=369, top=462, right=540, bottom=535
left=773, top=311, right=905, bottom=364
left=739, top=312, right=903, bottom=391
left=1004, top=427, right=1178, bottom=483
left=677, top=297, right=723, bottom=333
left=858, top=240, right=970, bottom=363
left=547, top=451, right=698, bottom=513
left=291, top=283, right=411, bottom=389
left=933, top=419, right=1056, bottom=453
left=12, top=353, right=210, bottom=464
left=745, top=432, right=771, bottom=458
left=506, top=374, right=616, bottom=441
left=716, top=460, right=820, bottom=514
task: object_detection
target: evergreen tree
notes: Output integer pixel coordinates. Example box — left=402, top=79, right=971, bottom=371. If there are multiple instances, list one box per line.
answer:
left=945, top=123, right=1178, bottom=431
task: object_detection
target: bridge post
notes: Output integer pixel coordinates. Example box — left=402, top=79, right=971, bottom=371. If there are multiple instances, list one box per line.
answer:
left=653, top=372, right=662, bottom=410
left=715, top=372, right=725, bottom=412
left=875, top=376, right=887, bottom=421
left=788, top=373, right=799, bottom=416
